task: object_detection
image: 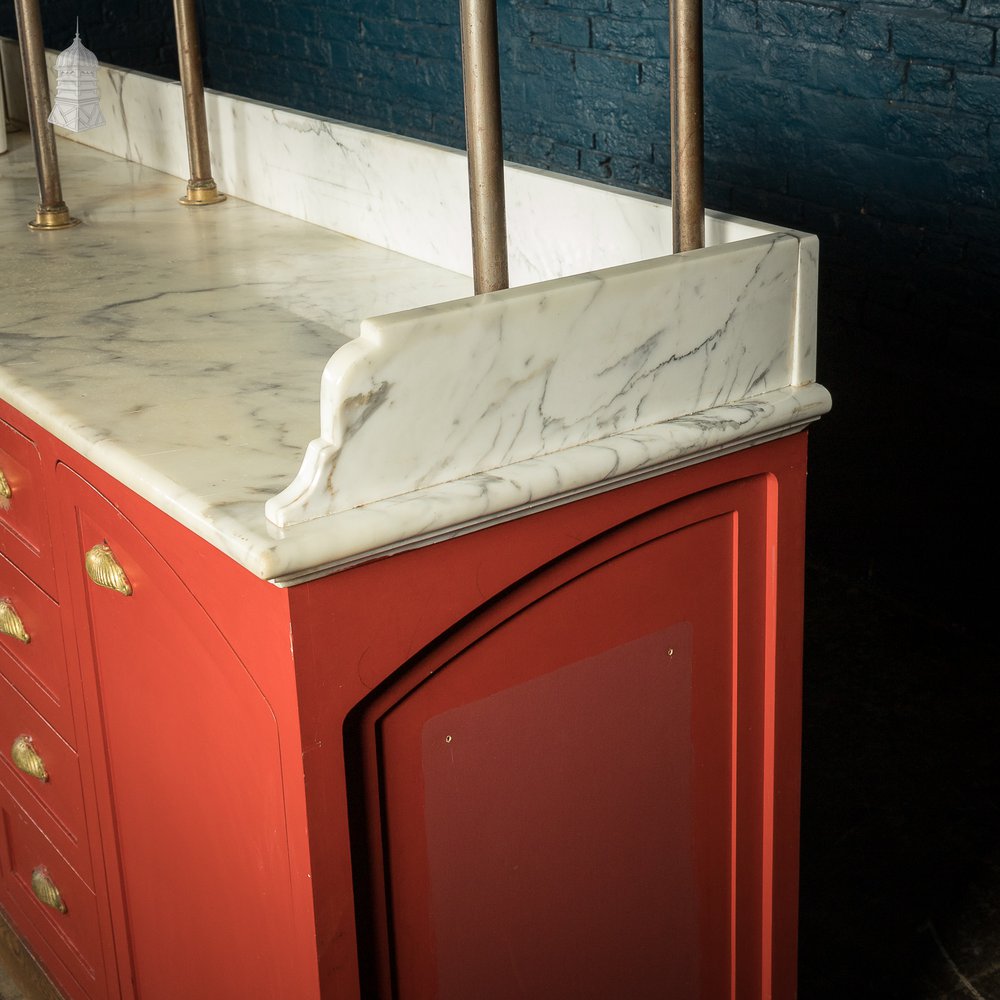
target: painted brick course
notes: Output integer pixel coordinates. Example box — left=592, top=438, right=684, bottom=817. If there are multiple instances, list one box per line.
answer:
left=0, top=2, right=177, bottom=75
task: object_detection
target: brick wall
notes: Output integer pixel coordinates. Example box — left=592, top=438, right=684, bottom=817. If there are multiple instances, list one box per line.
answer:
left=191, top=0, right=999, bottom=333
left=0, top=3, right=177, bottom=76
left=2, top=0, right=996, bottom=626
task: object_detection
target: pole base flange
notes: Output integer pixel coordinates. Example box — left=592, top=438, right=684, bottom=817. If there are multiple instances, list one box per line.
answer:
left=28, top=204, right=81, bottom=231
left=179, top=180, right=226, bottom=206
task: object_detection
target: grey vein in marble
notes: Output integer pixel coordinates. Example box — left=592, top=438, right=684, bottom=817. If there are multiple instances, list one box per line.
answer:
left=266, top=233, right=808, bottom=525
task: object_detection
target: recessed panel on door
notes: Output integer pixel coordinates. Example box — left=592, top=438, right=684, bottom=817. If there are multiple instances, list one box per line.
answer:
left=349, top=487, right=772, bottom=1000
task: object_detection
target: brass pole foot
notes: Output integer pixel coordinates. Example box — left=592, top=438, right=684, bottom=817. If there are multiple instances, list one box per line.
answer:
left=179, top=179, right=226, bottom=206
left=27, top=203, right=81, bottom=231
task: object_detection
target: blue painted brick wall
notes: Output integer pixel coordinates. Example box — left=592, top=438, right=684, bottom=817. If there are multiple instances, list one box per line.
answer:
left=0, top=3, right=177, bottom=76
left=185, top=0, right=996, bottom=344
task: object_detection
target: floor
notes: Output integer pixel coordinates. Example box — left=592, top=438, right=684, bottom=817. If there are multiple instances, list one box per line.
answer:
left=0, top=965, right=24, bottom=1000
left=1, top=563, right=997, bottom=1000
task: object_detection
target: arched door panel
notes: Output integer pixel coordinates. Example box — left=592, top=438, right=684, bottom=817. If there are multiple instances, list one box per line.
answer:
left=348, top=476, right=772, bottom=1000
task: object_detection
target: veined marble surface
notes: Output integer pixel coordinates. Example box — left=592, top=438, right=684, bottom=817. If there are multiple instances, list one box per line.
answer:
left=0, top=59, right=829, bottom=583
left=268, top=232, right=812, bottom=526
left=0, top=131, right=472, bottom=567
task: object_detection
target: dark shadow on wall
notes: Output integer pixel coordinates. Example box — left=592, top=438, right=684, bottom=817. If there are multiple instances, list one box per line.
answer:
left=799, top=562, right=1000, bottom=998
left=804, top=282, right=995, bottom=643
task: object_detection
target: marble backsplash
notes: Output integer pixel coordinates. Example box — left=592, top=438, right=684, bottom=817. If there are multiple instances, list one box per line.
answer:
left=2, top=36, right=776, bottom=285
left=268, top=233, right=813, bottom=525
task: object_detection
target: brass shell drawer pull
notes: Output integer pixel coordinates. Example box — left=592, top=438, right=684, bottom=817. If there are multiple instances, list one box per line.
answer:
left=0, top=468, right=11, bottom=501
left=31, top=867, right=67, bottom=914
left=11, top=735, right=48, bottom=782
left=0, top=598, right=30, bottom=643
left=85, top=543, right=132, bottom=596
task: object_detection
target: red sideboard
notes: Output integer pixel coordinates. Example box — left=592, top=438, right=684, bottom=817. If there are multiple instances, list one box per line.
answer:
left=1, top=396, right=807, bottom=999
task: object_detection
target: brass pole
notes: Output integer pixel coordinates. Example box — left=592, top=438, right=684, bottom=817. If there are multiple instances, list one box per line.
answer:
left=13, top=0, right=79, bottom=230
left=459, top=0, right=509, bottom=294
left=172, top=0, right=225, bottom=205
left=669, top=0, right=705, bottom=252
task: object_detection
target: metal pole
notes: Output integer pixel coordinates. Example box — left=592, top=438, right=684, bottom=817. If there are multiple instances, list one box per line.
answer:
left=13, top=0, right=79, bottom=230
left=459, top=0, right=509, bottom=294
left=669, top=0, right=705, bottom=252
left=172, top=0, right=225, bottom=205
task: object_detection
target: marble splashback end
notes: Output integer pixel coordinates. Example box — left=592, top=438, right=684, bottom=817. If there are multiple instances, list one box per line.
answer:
left=268, top=232, right=813, bottom=526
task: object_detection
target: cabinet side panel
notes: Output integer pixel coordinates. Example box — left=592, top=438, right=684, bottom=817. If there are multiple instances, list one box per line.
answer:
left=342, top=475, right=781, bottom=1000
left=289, top=433, right=809, bottom=1000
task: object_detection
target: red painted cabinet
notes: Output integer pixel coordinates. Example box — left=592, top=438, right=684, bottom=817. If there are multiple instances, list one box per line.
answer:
left=0, top=415, right=119, bottom=1000
left=0, top=397, right=807, bottom=999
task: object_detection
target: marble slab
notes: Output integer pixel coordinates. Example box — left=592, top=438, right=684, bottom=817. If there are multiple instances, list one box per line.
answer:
left=0, top=131, right=472, bottom=569
left=0, top=54, right=829, bottom=583
left=265, top=381, right=831, bottom=584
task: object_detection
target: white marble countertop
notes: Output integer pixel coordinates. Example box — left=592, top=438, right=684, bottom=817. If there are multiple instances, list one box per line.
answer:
left=0, top=64, right=829, bottom=584
left=0, top=130, right=475, bottom=571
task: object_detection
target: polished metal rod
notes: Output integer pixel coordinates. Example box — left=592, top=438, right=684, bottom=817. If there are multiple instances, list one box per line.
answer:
left=13, top=0, right=79, bottom=230
left=172, top=0, right=225, bottom=205
left=459, top=0, right=509, bottom=294
left=669, top=0, right=705, bottom=252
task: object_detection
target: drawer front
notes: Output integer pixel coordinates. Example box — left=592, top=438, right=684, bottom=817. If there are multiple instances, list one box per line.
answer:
left=0, top=790, right=108, bottom=999
left=0, top=416, right=56, bottom=598
left=0, top=554, right=75, bottom=742
left=0, top=671, right=91, bottom=886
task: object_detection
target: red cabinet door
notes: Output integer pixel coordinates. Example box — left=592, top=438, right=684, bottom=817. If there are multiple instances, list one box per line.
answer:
left=347, top=475, right=776, bottom=1000
left=56, top=465, right=302, bottom=1000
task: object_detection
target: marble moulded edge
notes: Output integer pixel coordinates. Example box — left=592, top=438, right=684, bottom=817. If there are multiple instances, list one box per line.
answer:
left=265, top=229, right=822, bottom=530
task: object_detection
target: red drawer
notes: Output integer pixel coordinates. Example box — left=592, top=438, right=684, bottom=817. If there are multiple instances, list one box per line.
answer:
left=0, top=670, right=91, bottom=887
left=0, top=416, right=57, bottom=598
left=0, top=790, right=108, bottom=999
left=0, top=553, right=75, bottom=742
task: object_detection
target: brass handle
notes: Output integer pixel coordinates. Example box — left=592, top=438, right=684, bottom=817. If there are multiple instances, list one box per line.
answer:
left=0, top=598, right=30, bottom=643
left=0, top=468, right=10, bottom=501
left=30, top=867, right=67, bottom=914
left=85, top=543, right=132, bottom=597
left=11, top=735, right=48, bottom=782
